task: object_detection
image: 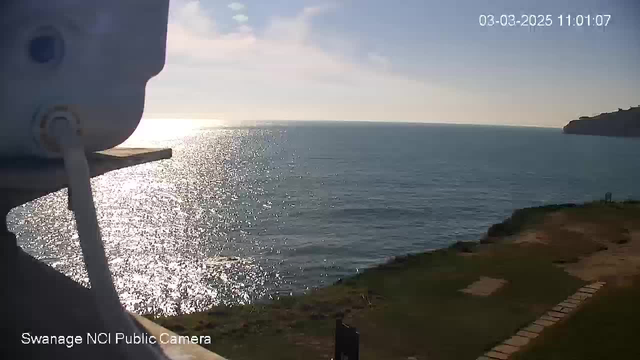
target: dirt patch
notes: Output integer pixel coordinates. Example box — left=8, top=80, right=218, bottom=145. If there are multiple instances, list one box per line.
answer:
left=513, top=210, right=640, bottom=286
left=547, top=211, right=569, bottom=225
left=460, top=277, right=508, bottom=296
left=513, top=231, right=549, bottom=244
left=563, top=239, right=640, bottom=286
left=564, top=225, right=589, bottom=235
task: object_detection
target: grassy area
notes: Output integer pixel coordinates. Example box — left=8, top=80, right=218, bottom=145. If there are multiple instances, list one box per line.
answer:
left=148, top=201, right=640, bottom=360
left=513, top=275, right=640, bottom=360
left=484, top=203, right=578, bottom=239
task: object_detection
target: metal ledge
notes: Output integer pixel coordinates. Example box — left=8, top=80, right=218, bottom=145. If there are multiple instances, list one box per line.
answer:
left=0, top=148, right=172, bottom=211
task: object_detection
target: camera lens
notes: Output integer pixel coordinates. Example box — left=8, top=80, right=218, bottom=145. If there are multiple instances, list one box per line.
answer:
left=27, top=27, right=64, bottom=66
left=29, top=35, right=57, bottom=63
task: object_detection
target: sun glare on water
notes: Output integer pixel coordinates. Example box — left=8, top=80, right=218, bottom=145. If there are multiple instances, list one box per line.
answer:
left=120, top=118, right=227, bottom=147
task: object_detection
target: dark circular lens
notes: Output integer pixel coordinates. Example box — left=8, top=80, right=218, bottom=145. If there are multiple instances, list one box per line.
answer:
left=29, top=35, right=58, bottom=64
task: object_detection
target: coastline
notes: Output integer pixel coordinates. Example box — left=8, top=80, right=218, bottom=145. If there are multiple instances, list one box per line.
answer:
left=563, top=106, right=640, bottom=137
left=147, top=200, right=640, bottom=360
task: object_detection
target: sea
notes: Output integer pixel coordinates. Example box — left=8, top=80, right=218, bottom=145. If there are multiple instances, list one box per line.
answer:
left=7, top=120, right=640, bottom=315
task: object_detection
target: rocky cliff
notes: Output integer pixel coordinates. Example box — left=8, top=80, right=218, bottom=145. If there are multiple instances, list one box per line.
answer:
left=563, top=106, right=640, bottom=137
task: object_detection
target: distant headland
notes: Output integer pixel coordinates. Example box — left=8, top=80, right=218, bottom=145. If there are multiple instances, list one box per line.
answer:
left=563, top=105, right=640, bottom=137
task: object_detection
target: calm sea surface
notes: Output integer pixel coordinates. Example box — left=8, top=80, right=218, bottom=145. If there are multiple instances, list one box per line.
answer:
left=7, top=121, right=640, bottom=315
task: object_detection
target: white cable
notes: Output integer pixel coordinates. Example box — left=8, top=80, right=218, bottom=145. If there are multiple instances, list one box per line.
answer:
left=50, top=117, right=168, bottom=360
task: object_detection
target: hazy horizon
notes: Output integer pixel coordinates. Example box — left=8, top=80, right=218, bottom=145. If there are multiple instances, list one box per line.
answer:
left=139, top=117, right=566, bottom=129
left=144, top=0, right=640, bottom=128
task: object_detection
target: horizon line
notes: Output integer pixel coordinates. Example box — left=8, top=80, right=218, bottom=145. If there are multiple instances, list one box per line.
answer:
left=140, top=118, right=563, bottom=130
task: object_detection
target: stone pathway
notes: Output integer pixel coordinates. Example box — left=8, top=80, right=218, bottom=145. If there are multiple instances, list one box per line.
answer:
left=477, top=282, right=606, bottom=360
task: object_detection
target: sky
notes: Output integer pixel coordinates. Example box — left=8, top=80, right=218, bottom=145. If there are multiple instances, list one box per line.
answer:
left=144, top=0, right=640, bottom=127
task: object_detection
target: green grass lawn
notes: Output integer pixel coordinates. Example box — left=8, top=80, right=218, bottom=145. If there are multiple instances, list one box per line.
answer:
left=148, top=201, right=640, bottom=360
left=513, top=275, right=640, bottom=360
left=338, top=245, right=585, bottom=360
left=153, top=246, right=584, bottom=360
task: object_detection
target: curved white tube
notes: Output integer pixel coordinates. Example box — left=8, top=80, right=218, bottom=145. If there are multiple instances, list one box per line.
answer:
left=51, top=118, right=168, bottom=360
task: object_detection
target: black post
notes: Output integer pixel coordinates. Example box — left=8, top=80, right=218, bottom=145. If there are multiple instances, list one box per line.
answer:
left=0, top=204, right=18, bottom=256
left=334, top=318, right=359, bottom=360
left=605, top=192, right=612, bottom=203
left=1, top=207, right=8, bottom=235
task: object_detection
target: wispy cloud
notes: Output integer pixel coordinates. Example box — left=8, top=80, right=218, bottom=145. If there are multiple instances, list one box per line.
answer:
left=367, top=52, right=390, bottom=69
left=170, top=0, right=215, bottom=34
left=228, top=2, right=246, bottom=11
left=264, top=4, right=335, bottom=43
left=150, top=1, right=469, bottom=122
left=236, top=24, right=253, bottom=33
left=150, top=0, right=640, bottom=126
left=232, top=14, right=249, bottom=24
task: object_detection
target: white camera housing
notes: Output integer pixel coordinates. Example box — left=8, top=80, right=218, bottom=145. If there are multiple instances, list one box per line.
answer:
left=0, top=0, right=170, bottom=158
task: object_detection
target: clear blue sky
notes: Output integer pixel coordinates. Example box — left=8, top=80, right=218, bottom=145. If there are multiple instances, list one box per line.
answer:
left=144, top=0, right=640, bottom=127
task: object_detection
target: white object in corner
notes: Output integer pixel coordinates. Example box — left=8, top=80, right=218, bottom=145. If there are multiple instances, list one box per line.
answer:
left=0, top=0, right=170, bottom=158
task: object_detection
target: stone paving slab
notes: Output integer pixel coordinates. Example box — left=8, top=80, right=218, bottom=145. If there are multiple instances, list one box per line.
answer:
left=493, top=344, right=519, bottom=355
left=504, top=336, right=530, bottom=347
left=570, top=293, right=590, bottom=300
left=486, top=351, right=509, bottom=359
left=580, top=287, right=598, bottom=294
left=534, top=319, right=555, bottom=327
left=477, top=282, right=605, bottom=360
left=540, top=315, right=558, bottom=322
left=523, top=324, right=544, bottom=333
left=516, top=330, right=539, bottom=339
left=559, top=302, right=577, bottom=308
left=460, top=277, right=508, bottom=297
left=547, top=311, right=565, bottom=318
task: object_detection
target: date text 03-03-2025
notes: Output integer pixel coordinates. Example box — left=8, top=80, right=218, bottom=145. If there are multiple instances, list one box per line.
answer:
left=479, top=14, right=611, bottom=28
